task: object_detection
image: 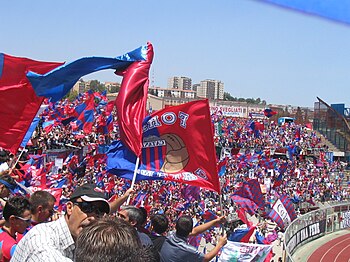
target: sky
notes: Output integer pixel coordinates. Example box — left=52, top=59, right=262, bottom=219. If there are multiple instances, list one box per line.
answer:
left=2, top=0, right=350, bottom=108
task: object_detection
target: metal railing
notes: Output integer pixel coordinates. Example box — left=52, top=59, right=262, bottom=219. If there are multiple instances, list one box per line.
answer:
left=284, top=202, right=350, bottom=261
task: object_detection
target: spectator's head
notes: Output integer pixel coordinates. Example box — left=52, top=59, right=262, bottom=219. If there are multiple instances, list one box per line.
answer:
left=139, top=206, right=148, bottom=227
left=30, top=190, right=56, bottom=223
left=0, top=150, right=9, bottom=164
left=3, top=196, right=32, bottom=234
left=0, top=174, right=17, bottom=198
left=175, top=215, right=193, bottom=238
left=150, top=213, right=169, bottom=235
left=66, top=183, right=110, bottom=239
left=75, top=217, right=155, bottom=262
left=118, top=206, right=144, bottom=227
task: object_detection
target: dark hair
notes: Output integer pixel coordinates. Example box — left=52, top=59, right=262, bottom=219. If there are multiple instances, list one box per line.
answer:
left=0, top=174, right=17, bottom=191
left=151, top=214, right=169, bottom=235
left=3, top=196, right=31, bottom=221
left=30, top=191, right=56, bottom=214
left=175, top=215, right=193, bottom=237
left=138, top=206, right=148, bottom=226
left=122, top=206, right=144, bottom=226
left=75, top=217, right=156, bottom=262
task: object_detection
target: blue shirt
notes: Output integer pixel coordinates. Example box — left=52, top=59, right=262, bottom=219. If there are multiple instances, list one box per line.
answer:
left=160, top=233, right=205, bottom=262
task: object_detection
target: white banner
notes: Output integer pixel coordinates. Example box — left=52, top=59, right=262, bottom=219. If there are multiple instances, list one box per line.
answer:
left=219, top=241, right=273, bottom=262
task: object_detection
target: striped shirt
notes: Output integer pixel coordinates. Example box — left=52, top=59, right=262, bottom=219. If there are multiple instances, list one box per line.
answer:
left=11, top=216, right=74, bottom=262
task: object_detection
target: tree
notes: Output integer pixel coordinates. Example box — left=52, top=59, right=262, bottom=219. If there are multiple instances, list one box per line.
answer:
left=89, top=80, right=105, bottom=92
left=109, top=85, right=120, bottom=93
left=67, top=90, right=78, bottom=101
left=224, top=92, right=235, bottom=101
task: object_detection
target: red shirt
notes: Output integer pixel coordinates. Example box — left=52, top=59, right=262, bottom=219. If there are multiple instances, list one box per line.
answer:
left=0, top=228, right=20, bottom=262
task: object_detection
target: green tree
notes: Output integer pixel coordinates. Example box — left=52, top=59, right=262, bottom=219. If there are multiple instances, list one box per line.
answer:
left=89, top=80, right=105, bottom=92
left=109, top=85, right=120, bottom=93
left=67, top=90, right=78, bottom=101
left=224, top=92, right=235, bottom=101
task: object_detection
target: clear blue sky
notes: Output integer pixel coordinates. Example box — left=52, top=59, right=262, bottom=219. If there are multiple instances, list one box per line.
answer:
left=2, top=0, right=350, bottom=108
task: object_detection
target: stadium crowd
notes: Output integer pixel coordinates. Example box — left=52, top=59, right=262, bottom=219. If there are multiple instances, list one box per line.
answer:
left=0, top=91, right=349, bottom=261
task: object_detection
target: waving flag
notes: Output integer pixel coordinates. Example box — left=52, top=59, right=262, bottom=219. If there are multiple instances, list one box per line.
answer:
left=20, top=117, right=40, bottom=148
left=0, top=53, right=63, bottom=153
left=202, top=210, right=218, bottom=222
left=75, top=93, right=95, bottom=133
left=218, top=157, right=227, bottom=177
left=116, top=42, right=154, bottom=157
left=181, top=185, right=201, bottom=201
left=263, top=108, right=277, bottom=118
left=42, top=120, right=56, bottom=133
left=268, top=195, right=297, bottom=230
left=188, top=234, right=203, bottom=249
left=107, top=99, right=221, bottom=193
left=259, top=0, right=350, bottom=25
left=272, top=173, right=283, bottom=188
left=219, top=241, right=272, bottom=262
left=27, top=45, right=147, bottom=102
left=231, top=195, right=258, bottom=216
left=1, top=44, right=150, bottom=154
left=234, top=179, right=265, bottom=209
left=228, top=226, right=256, bottom=243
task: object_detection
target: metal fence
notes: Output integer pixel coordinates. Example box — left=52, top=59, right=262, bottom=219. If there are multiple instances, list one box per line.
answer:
left=284, top=202, right=350, bottom=261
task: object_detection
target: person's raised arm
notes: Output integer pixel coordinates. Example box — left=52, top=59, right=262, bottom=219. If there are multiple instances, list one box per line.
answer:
left=203, top=234, right=227, bottom=262
left=189, top=216, right=226, bottom=237
left=109, top=188, right=135, bottom=214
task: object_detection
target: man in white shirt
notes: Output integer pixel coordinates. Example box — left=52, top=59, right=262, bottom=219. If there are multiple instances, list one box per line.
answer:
left=11, top=183, right=110, bottom=262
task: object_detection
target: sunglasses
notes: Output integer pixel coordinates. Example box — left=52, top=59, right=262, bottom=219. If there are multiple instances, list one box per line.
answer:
left=14, top=215, right=32, bottom=223
left=73, top=201, right=106, bottom=216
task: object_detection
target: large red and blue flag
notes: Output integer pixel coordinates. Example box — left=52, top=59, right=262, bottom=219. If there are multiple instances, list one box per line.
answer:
left=0, top=53, right=63, bottom=153
left=1, top=44, right=150, bottom=154
left=116, top=42, right=154, bottom=157
left=107, top=99, right=221, bottom=193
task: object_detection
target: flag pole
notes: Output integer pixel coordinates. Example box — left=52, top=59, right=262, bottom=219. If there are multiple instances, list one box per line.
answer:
left=219, top=193, right=225, bottom=236
left=126, top=156, right=140, bottom=205
left=9, top=147, right=27, bottom=172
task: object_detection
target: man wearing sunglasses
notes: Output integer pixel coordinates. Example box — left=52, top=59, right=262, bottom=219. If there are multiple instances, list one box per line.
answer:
left=0, top=196, right=32, bottom=262
left=11, top=183, right=110, bottom=262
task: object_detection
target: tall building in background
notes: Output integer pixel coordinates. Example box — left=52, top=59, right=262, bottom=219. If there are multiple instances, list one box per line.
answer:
left=167, top=76, right=192, bottom=90
left=197, top=79, right=224, bottom=100
left=72, top=79, right=86, bottom=94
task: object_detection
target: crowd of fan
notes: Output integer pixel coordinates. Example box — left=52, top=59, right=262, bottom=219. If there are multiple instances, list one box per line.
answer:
left=0, top=94, right=349, bottom=261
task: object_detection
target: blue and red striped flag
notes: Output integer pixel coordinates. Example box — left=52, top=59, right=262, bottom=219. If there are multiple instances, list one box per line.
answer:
left=272, top=173, right=283, bottom=188
left=268, top=195, right=297, bottom=230
left=188, top=234, right=203, bottom=249
left=231, top=195, right=258, bottom=216
left=234, top=179, right=265, bottom=209
left=202, top=210, right=217, bottom=222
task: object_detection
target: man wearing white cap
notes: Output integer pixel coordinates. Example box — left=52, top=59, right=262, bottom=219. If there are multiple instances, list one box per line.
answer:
left=11, top=183, right=110, bottom=262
